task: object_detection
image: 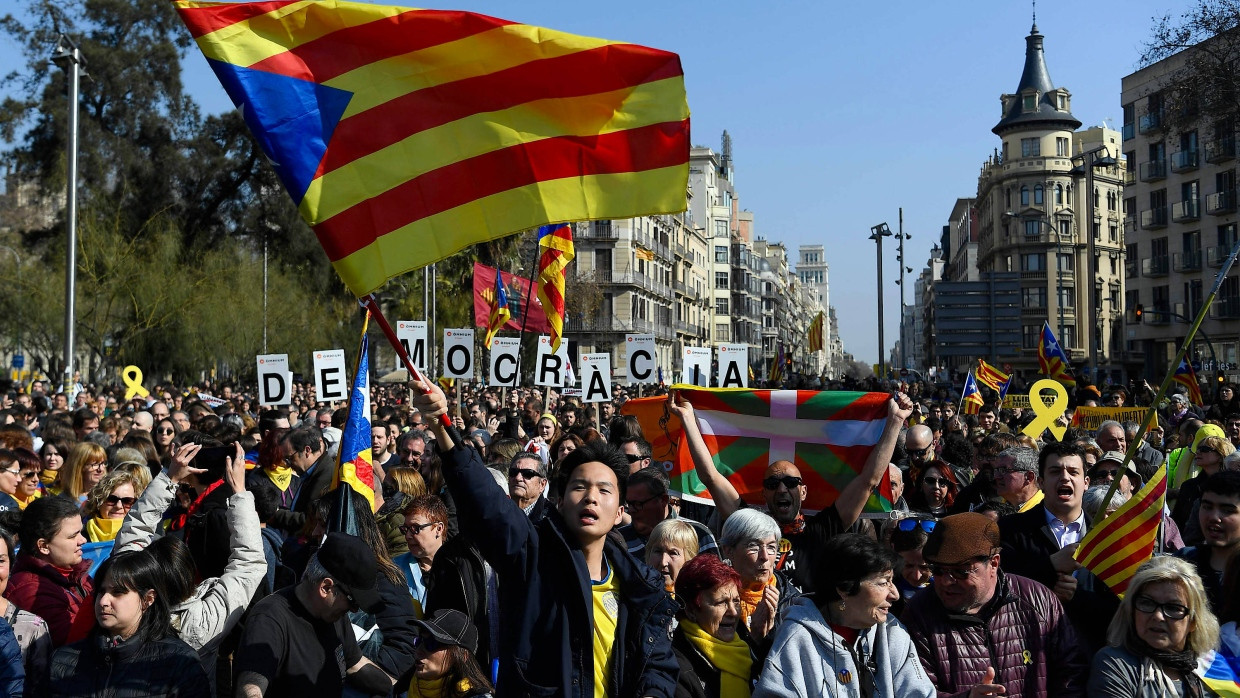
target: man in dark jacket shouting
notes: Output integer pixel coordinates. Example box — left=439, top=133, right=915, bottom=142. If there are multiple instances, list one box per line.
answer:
left=412, top=379, right=678, bottom=698
left=901, top=513, right=1088, bottom=698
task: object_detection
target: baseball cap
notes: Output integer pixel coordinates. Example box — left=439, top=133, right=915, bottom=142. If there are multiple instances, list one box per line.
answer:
left=317, top=532, right=383, bottom=613
left=1097, top=451, right=1127, bottom=466
left=413, top=608, right=479, bottom=655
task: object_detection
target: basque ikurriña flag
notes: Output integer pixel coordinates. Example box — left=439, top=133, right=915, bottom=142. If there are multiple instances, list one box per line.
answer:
left=669, top=387, right=893, bottom=513
left=332, top=316, right=376, bottom=511
left=174, top=1, right=689, bottom=297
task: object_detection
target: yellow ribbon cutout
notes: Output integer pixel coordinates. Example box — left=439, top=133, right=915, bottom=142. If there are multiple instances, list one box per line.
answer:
left=122, top=365, right=149, bottom=400
left=1022, top=379, right=1068, bottom=441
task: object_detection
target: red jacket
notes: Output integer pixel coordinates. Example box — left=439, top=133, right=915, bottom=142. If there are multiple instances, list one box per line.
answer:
left=4, top=555, right=94, bottom=647
left=901, top=571, right=1087, bottom=698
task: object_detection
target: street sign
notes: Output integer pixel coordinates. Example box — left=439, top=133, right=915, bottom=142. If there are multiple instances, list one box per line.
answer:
left=10, top=355, right=22, bottom=370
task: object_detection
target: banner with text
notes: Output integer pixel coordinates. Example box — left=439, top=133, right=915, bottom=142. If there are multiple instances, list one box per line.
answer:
left=1070, top=406, right=1148, bottom=431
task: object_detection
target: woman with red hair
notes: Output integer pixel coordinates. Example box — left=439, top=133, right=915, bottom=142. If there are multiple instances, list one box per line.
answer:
left=908, top=459, right=959, bottom=518
left=673, top=555, right=756, bottom=698
left=244, top=427, right=296, bottom=510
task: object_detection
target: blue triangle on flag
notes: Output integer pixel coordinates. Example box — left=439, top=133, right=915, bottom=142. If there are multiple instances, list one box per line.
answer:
left=207, top=59, right=353, bottom=205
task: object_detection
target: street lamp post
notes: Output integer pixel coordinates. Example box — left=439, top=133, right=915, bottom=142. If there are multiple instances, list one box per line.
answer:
left=870, top=222, right=893, bottom=379
left=895, top=208, right=912, bottom=372
left=51, top=35, right=86, bottom=390
left=1072, top=146, right=1118, bottom=385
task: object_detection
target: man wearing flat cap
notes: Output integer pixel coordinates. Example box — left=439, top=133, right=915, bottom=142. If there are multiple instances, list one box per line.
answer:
left=901, top=512, right=1088, bottom=698
left=235, top=532, right=398, bottom=697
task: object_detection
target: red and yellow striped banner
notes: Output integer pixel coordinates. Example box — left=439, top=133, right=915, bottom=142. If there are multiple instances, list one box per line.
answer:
left=175, top=1, right=690, bottom=296
left=1074, top=466, right=1167, bottom=596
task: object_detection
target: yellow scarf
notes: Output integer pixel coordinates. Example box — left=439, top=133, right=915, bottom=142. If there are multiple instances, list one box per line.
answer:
left=13, top=489, right=41, bottom=510
left=39, top=470, right=59, bottom=488
left=738, top=574, right=777, bottom=627
left=86, top=516, right=124, bottom=543
left=680, top=619, right=752, bottom=698
left=264, top=466, right=294, bottom=492
left=408, top=676, right=446, bottom=698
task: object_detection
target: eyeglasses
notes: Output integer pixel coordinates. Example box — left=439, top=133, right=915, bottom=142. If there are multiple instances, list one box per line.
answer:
left=763, top=475, right=803, bottom=490
left=1089, top=468, right=1120, bottom=479
left=157, top=428, right=175, bottom=435
left=85, top=461, right=108, bottom=471
left=897, top=518, right=937, bottom=533
left=928, top=556, right=992, bottom=581
left=743, top=541, right=779, bottom=557
left=625, top=493, right=662, bottom=511
left=908, top=445, right=933, bottom=459
left=624, top=453, right=645, bottom=463
left=412, top=634, right=443, bottom=653
left=923, top=477, right=950, bottom=489
left=399, top=521, right=438, bottom=536
left=0, top=468, right=19, bottom=477
left=1134, top=595, right=1189, bottom=620
left=104, top=495, right=136, bottom=507
left=508, top=467, right=543, bottom=480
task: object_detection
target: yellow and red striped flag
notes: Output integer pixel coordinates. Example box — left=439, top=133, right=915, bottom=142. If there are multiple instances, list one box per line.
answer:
left=807, top=311, right=825, bottom=353
left=975, top=358, right=1010, bottom=395
left=960, top=373, right=983, bottom=415
left=536, top=224, right=575, bottom=351
left=1074, top=465, right=1167, bottom=596
left=174, top=1, right=690, bottom=297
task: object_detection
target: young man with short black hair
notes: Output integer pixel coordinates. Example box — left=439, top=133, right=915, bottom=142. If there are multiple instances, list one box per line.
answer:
left=1175, top=470, right=1240, bottom=614
left=412, top=381, right=677, bottom=698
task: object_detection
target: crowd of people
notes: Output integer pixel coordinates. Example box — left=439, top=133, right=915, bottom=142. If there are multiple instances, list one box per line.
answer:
left=0, top=373, right=1229, bottom=696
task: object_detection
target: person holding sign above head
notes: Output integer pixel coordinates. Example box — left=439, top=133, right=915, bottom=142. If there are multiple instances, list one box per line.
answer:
left=670, top=390, right=912, bottom=595
left=411, top=379, right=678, bottom=698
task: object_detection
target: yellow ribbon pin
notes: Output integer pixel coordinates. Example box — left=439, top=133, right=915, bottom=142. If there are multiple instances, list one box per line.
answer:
left=122, top=365, right=149, bottom=401
left=1022, top=379, right=1068, bottom=441
left=1022, top=649, right=1032, bottom=666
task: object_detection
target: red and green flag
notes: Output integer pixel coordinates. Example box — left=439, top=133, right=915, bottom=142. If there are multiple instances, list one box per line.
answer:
left=664, top=387, right=892, bottom=513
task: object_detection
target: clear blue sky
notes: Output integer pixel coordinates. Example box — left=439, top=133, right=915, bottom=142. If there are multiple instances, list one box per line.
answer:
left=2, top=0, right=1188, bottom=365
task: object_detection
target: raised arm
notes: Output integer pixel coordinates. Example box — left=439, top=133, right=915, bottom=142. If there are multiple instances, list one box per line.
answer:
left=115, top=443, right=204, bottom=553
left=834, top=392, right=912, bottom=528
left=668, top=391, right=742, bottom=522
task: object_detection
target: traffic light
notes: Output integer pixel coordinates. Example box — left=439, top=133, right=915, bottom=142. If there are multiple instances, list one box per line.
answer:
left=1134, top=304, right=1144, bottom=322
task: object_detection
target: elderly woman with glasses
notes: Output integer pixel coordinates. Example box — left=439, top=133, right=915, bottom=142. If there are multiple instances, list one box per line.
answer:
left=718, top=509, right=802, bottom=652
left=80, top=470, right=145, bottom=543
left=1088, top=556, right=1219, bottom=697
left=754, top=533, right=934, bottom=698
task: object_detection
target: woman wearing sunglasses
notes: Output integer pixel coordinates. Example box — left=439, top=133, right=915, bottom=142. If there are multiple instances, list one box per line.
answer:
left=409, top=608, right=495, bottom=698
left=81, top=470, right=144, bottom=543
left=395, top=495, right=450, bottom=612
left=908, top=461, right=959, bottom=518
left=1088, top=556, right=1219, bottom=697
left=754, top=533, right=934, bottom=697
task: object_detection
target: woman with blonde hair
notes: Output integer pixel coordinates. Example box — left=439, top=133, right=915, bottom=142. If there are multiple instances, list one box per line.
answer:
left=58, top=441, right=109, bottom=506
left=1088, top=556, right=1219, bottom=697
left=81, top=470, right=146, bottom=543
left=646, top=518, right=700, bottom=593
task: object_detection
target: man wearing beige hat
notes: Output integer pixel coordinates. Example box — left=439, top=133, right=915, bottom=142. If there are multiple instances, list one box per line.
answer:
left=901, top=512, right=1087, bottom=698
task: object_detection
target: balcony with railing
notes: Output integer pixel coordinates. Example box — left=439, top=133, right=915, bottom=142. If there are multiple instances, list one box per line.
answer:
left=564, top=316, right=616, bottom=332
left=579, top=221, right=618, bottom=241
left=1208, top=245, right=1234, bottom=267
left=1020, top=270, right=1047, bottom=280
left=1140, top=206, right=1168, bottom=228
left=1206, top=190, right=1237, bottom=215
left=1139, top=111, right=1163, bottom=133
left=1142, top=256, right=1170, bottom=277
left=1124, top=169, right=1136, bottom=185
left=1206, top=136, right=1236, bottom=163
left=1173, top=198, right=1201, bottom=222
left=1139, top=160, right=1167, bottom=181
left=1171, top=149, right=1199, bottom=172
left=1173, top=250, right=1202, bottom=272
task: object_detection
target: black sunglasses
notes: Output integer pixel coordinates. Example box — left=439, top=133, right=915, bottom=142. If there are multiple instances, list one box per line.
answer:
left=908, top=445, right=933, bottom=458
left=508, top=467, right=543, bottom=480
left=412, top=634, right=443, bottom=653
left=399, top=521, right=438, bottom=536
left=105, top=495, right=136, bottom=507
left=335, top=584, right=358, bottom=612
left=763, top=475, right=803, bottom=490
left=624, top=453, right=645, bottom=463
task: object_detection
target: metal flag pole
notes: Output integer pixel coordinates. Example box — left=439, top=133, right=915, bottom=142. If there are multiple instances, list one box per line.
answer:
left=51, top=35, right=86, bottom=390
left=1097, top=240, right=1240, bottom=517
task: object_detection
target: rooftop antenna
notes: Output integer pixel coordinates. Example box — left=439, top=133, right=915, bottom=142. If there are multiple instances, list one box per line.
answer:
left=1032, top=0, right=1037, bottom=30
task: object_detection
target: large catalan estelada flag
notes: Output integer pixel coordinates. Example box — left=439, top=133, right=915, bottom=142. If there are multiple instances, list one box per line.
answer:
left=666, top=387, right=892, bottom=513
left=332, top=315, right=376, bottom=511
left=960, top=373, right=983, bottom=415
left=1037, top=321, right=1077, bottom=388
left=1199, top=623, right=1240, bottom=698
left=1173, top=358, right=1205, bottom=406
left=483, top=272, right=511, bottom=349
left=975, top=358, right=1011, bottom=399
left=1074, top=465, right=1167, bottom=596
left=536, top=223, right=575, bottom=352
left=174, top=1, right=690, bottom=297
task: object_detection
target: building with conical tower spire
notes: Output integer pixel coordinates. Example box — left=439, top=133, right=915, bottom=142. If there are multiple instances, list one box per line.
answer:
left=974, top=23, right=1126, bottom=383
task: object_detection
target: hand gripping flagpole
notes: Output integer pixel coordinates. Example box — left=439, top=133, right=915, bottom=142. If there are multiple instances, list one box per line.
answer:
left=1096, top=240, right=1240, bottom=519
left=360, top=294, right=455, bottom=431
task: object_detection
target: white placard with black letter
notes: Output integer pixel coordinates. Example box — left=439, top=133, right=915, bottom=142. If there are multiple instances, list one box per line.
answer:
left=396, top=321, right=428, bottom=374
left=488, top=337, right=521, bottom=387
left=682, top=347, right=712, bottom=387
left=718, top=343, right=748, bottom=388
left=625, top=334, right=656, bottom=385
left=442, top=329, right=475, bottom=379
left=534, top=335, right=570, bottom=387
left=257, top=354, right=291, bottom=405
left=311, top=349, right=347, bottom=402
left=580, top=353, right=613, bottom=403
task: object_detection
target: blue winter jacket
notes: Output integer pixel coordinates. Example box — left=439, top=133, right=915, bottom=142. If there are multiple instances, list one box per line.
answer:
left=442, top=442, right=679, bottom=698
left=0, top=617, right=23, bottom=698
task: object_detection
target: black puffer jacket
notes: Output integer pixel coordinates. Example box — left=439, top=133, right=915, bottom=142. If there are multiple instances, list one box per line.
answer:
left=901, top=571, right=1088, bottom=698
left=49, top=631, right=210, bottom=697
left=426, top=534, right=494, bottom=669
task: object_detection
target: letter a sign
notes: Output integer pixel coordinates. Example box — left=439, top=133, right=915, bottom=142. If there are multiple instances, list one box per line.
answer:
left=580, top=353, right=613, bottom=403
left=718, top=344, right=748, bottom=388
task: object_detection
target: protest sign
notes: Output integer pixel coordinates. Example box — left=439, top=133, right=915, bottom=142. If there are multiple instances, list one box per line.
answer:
left=626, top=334, right=656, bottom=385
left=312, top=349, right=348, bottom=401
left=488, top=337, right=520, bottom=387
left=256, top=354, right=291, bottom=405
left=580, top=353, right=613, bottom=403
left=442, top=329, right=475, bottom=379
left=719, top=344, right=748, bottom=388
